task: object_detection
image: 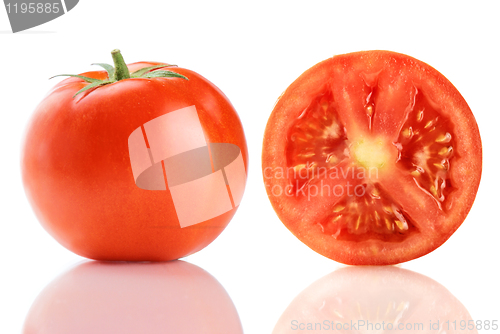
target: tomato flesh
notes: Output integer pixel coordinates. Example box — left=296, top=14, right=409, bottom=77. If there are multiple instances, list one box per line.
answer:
left=263, top=51, right=481, bottom=265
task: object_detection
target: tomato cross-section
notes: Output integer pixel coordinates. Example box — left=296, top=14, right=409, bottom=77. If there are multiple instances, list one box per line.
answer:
left=262, top=50, right=482, bottom=265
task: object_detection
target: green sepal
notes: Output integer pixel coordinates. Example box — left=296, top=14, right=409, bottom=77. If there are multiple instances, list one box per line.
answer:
left=73, top=81, right=111, bottom=97
left=53, top=50, right=189, bottom=98
left=50, top=74, right=101, bottom=83
left=131, top=64, right=175, bottom=78
left=91, top=63, right=115, bottom=80
left=142, top=70, right=188, bottom=80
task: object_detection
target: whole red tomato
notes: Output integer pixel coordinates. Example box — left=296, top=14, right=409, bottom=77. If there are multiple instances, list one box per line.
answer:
left=22, top=50, right=248, bottom=261
left=262, top=50, right=481, bottom=265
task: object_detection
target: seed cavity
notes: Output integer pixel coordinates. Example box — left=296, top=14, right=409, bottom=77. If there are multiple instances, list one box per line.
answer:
left=286, top=89, right=349, bottom=191
left=319, top=183, right=418, bottom=242
left=395, top=89, right=456, bottom=210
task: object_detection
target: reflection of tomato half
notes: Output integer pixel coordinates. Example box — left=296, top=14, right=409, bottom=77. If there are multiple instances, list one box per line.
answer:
left=23, top=261, right=243, bottom=334
left=273, top=266, right=476, bottom=334
left=263, top=51, right=482, bottom=265
left=22, top=51, right=248, bottom=261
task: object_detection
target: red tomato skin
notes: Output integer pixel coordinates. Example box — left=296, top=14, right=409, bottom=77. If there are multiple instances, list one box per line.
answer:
left=262, top=51, right=482, bottom=265
left=22, top=62, right=248, bottom=261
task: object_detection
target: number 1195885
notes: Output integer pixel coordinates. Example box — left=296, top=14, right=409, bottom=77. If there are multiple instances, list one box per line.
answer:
left=5, top=2, right=60, bottom=14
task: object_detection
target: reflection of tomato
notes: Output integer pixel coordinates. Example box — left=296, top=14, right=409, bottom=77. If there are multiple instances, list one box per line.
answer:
left=263, top=51, right=481, bottom=265
left=23, top=261, right=243, bottom=334
left=22, top=50, right=248, bottom=261
left=273, top=266, right=476, bottom=334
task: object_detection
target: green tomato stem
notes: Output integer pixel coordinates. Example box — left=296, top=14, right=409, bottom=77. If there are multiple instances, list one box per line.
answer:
left=52, top=50, right=187, bottom=97
left=111, top=49, right=130, bottom=81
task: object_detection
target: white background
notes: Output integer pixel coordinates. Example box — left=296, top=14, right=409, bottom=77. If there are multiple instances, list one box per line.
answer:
left=1, top=1, right=499, bottom=333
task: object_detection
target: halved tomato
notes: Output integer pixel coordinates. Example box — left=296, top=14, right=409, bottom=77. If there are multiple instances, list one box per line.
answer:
left=262, top=50, right=482, bottom=265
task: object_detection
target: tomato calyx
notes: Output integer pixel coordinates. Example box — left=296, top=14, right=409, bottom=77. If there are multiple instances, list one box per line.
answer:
left=50, top=49, right=188, bottom=97
left=110, top=49, right=131, bottom=81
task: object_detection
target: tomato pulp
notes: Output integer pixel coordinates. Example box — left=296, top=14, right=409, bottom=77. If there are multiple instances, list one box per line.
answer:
left=22, top=52, right=248, bottom=261
left=262, top=51, right=481, bottom=265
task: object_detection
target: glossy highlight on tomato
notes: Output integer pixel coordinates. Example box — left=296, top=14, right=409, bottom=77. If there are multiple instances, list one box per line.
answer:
left=22, top=50, right=248, bottom=261
left=262, top=50, right=481, bottom=265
